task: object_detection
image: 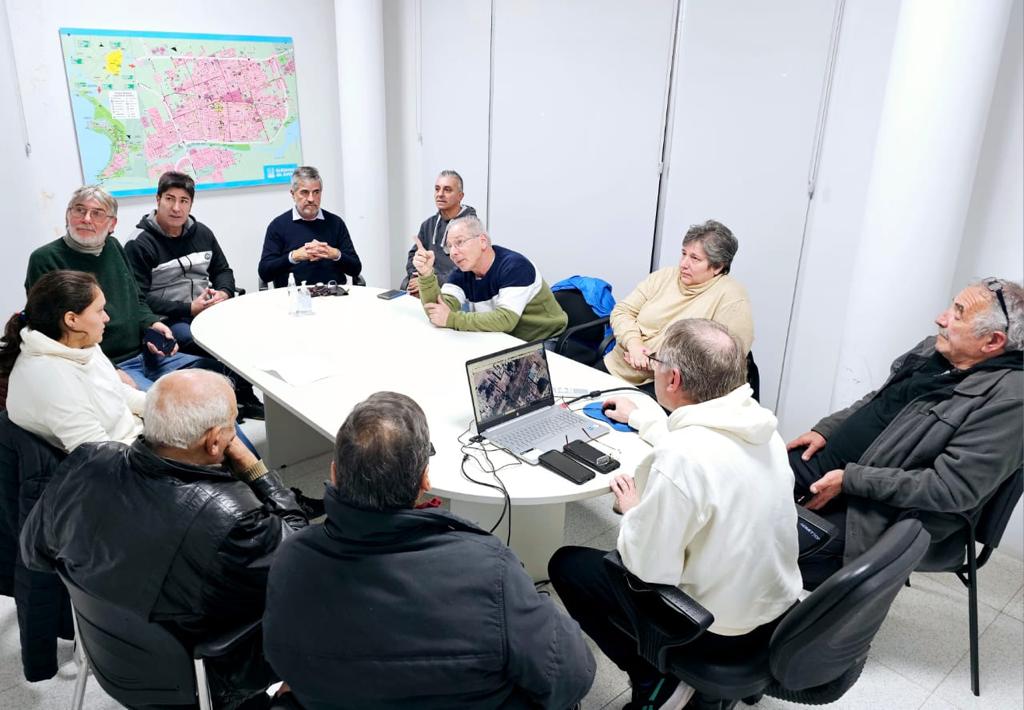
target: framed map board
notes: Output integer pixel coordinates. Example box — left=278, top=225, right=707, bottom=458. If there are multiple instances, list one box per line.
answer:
left=59, top=28, right=303, bottom=196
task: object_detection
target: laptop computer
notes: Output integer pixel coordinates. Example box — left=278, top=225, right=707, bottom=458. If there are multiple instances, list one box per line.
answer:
left=466, top=340, right=608, bottom=458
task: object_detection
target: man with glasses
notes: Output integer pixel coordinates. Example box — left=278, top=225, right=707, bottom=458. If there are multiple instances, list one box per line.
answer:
left=25, top=185, right=210, bottom=390
left=549, top=318, right=801, bottom=710
left=400, top=169, right=476, bottom=296
left=410, top=214, right=567, bottom=341
left=787, top=278, right=1024, bottom=588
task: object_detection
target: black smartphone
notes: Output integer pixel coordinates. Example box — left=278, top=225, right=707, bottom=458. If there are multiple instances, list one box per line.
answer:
left=538, top=450, right=595, bottom=485
left=143, top=328, right=176, bottom=355
left=564, top=440, right=619, bottom=474
left=377, top=289, right=406, bottom=300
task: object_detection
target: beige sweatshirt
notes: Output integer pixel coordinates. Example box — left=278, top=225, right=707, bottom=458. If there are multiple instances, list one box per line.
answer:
left=604, top=269, right=753, bottom=384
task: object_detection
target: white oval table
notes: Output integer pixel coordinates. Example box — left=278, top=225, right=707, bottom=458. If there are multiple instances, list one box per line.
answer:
left=192, top=286, right=659, bottom=577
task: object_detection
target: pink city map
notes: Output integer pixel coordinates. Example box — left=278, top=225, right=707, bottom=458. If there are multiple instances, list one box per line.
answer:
left=60, top=28, right=302, bottom=196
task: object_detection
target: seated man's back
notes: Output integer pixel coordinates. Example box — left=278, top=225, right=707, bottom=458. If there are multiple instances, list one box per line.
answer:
left=265, top=391, right=594, bottom=709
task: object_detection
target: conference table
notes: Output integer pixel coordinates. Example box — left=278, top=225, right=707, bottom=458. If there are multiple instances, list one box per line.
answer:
left=192, top=286, right=661, bottom=578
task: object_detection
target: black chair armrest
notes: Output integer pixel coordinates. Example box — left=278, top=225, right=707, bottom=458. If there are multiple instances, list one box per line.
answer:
left=797, top=505, right=838, bottom=561
left=235, top=287, right=246, bottom=297
left=554, top=316, right=610, bottom=353
left=353, top=274, right=367, bottom=287
left=192, top=618, right=262, bottom=659
left=598, top=332, right=616, bottom=355
left=603, top=551, right=713, bottom=673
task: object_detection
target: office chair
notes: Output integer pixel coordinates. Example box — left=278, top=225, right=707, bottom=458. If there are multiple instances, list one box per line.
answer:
left=604, top=518, right=930, bottom=709
left=551, top=288, right=611, bottom=366
left=59, top=571, right=262, bottom=710
left=909, top=466, right=1023, bottom=696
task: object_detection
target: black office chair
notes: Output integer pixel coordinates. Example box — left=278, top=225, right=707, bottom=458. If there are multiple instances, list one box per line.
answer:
left=909, top=466, right=1023, bottom=696
left=551, top=288, right=612, bottom=367
left=604, top=518, right=930, bottom=709
left=59, top=571, right=261, bottom=710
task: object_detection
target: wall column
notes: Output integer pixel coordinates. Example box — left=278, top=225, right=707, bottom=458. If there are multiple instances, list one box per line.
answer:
left=831, top=0, right=1013, bottom=406
left=335, top=0, right=391, bottom=287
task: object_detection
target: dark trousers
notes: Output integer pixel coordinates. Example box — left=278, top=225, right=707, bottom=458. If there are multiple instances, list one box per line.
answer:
left=549, top=546, right=779, bottom=685
left=789, top=447, right=848, bottom=588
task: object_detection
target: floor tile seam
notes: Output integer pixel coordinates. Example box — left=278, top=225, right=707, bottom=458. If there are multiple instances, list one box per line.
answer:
left=598, top=686, right=630, bottom=709
left=998, top=583, right=1024, bottom=615
left=578, top=523, right=620, bottom=548
left=868, top=654, right=959, bottom=696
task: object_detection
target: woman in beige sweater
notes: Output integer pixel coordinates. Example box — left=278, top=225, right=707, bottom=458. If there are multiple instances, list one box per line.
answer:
left=604, top=220, right=753, bottom=385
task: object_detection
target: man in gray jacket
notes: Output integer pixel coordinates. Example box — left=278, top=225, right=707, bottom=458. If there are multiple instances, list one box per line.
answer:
left=788, top=278, right=1023, bottom=587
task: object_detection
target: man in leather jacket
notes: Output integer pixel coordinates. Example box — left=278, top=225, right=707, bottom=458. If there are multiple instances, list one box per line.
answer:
left=20, top=369, right=307, bottom=709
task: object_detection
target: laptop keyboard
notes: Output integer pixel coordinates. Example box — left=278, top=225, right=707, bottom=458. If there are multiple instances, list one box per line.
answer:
left=488, top=408, right=594, bottom=453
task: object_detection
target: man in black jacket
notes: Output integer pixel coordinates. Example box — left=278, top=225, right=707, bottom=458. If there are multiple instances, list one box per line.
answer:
left=264, top=391, right=595, bottom=709
left=20, top=370, right=307, bottom=709
left=125, top=171, right=237, bottom=348
left=125, top=171, right=263, bottom=420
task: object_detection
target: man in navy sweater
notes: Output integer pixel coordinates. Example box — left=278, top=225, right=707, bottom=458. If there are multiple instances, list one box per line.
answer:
left=258, top=166, right=362, bottom=288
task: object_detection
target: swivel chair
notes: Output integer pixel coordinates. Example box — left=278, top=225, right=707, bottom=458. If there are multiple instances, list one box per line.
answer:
left=604, top=519, right=930, bottom=709
left=59, top=571, right=262, bottom=710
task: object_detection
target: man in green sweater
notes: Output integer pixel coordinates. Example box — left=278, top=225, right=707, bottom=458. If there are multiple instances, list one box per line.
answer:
left=411, top=215, right=567, bottom=342
left=25, top=186, right=210, bottom=391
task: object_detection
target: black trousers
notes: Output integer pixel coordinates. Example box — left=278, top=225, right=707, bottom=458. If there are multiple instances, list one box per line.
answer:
left=789, top=447, right=848, bottom=589
left=548, top=546, right=780, bottom=685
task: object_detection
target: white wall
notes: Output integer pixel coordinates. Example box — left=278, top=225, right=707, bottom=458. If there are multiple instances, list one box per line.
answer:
left=1, top=0, right=343, bottom=307
left=383, top=0, right=492, bottom=289
left=655, top=0, right=837, bottom=411
left=775, top=0, right=903, bottom=438
left=487, top=0, right=676, bottom=298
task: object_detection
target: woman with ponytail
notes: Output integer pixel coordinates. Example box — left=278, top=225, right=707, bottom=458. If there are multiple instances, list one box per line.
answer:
left=1, top=270, right=144, bottom=452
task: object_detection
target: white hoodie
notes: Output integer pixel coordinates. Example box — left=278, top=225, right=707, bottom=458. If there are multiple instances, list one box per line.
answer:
left=618, top=383, right=801, bottom=636
left=7, top=327, right=145, bottom=452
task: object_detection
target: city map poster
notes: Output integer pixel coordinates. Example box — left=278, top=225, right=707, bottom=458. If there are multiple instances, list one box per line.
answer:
left=59, top=28, right=303, bottom=196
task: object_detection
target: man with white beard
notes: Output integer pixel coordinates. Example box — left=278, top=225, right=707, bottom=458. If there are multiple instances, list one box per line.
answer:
left=24, top=185, right=207, bottom=389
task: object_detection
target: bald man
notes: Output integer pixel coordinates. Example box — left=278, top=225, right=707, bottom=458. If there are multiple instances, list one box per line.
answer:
left=21, top=369, right=307, bottom=709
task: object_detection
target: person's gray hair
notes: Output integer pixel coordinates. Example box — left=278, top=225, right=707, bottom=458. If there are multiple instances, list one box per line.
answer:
left=66, top=185, right=118, bottom=218
left=655, top=318, right=746, bottom=403
left=448, top=214, right=490, bottom=246
left=333, top=392, right=431, bottom=511
left=143, top=372, right=236, bottom=449
left=971, top=278, right=1024, bottom=351
left=291, top=165, right=322, bottom=191
left=438, top=169, right=464, bottom=193
left=682, top=220, right=738, bottom=274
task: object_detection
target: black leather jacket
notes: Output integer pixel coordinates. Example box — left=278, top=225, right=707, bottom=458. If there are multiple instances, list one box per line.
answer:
left=20, top=439, right=307, bottom=641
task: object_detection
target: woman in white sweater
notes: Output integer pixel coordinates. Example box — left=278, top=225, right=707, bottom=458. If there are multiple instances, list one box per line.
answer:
left=1, top=270, right=144, bottom=452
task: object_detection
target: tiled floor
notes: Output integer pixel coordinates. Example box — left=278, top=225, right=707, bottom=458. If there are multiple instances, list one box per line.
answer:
left=2, top=421, right=1021, bottom=709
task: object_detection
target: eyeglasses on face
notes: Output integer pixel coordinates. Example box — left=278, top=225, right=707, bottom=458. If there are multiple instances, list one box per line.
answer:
left=444, top=234, right=481, bottom=254
left=69, top=205, right=111, bottom=221
left=983, top=278, right=1010, bottom=330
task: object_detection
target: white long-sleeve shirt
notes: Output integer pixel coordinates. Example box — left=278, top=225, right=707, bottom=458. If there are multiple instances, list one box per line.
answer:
left=7, top=328, right=144, bottom=452
left=618, top=384, right=802, bottom=636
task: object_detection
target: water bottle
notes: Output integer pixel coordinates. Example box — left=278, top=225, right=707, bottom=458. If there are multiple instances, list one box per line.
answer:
left=287, top=272, right=298, bottom=315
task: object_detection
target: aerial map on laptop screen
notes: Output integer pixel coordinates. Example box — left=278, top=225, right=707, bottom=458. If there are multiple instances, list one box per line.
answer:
left=469, top=345, right=553, bottom=424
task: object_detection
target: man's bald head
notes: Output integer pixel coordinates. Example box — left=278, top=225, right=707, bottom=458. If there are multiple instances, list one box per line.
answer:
left=655, top=318, right=746, bottom=404
left=144, top=370, right=236, bottom=449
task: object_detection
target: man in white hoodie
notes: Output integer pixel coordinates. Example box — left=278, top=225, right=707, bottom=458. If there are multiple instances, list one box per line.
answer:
left=548, top=318, right=801, bottom=710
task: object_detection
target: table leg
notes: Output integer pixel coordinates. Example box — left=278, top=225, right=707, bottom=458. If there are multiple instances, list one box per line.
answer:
left=264, top=397, right=332, bottom=469
left=449, top=500, right=566, bottom=581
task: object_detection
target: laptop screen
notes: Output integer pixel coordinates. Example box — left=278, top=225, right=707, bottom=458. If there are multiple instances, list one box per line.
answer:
left=466, top=341, right=556, bottom=432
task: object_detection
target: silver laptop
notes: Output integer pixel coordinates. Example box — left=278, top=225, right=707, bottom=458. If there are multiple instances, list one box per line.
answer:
left=466, top=341, right=607, bottom=456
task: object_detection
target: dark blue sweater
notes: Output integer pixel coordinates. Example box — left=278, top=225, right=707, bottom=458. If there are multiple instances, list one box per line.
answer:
left=258, top=209, right=362, bottom=288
